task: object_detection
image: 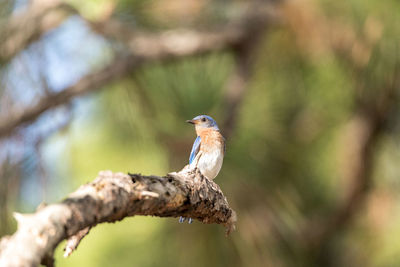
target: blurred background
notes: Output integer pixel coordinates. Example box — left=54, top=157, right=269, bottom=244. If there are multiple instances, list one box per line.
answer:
left=1, top=0, right=400, bottom=266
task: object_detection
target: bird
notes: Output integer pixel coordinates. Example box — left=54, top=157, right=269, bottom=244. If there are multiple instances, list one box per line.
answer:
left=179, top=115, right=225, bottom=224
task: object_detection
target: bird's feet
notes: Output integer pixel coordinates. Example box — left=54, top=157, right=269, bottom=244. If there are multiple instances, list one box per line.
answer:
left=179, top=216, right=193, bottom=224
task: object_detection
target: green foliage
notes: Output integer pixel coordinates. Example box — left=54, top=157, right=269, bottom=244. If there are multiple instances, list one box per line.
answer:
left=53, top=0, right=400, bottom=264
left=2, top=0, right=400, bottom=266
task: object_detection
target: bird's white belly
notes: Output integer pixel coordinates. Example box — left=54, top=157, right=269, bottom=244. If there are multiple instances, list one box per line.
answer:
left=196, top=149, right=224, bottom=179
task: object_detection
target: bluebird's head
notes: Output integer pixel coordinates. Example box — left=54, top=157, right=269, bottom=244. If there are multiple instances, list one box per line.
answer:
left=186, top=115, right=219, bottom=132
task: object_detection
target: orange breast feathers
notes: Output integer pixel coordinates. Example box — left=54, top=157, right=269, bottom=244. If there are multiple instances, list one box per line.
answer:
left=198, top=128, right=225, bottom=154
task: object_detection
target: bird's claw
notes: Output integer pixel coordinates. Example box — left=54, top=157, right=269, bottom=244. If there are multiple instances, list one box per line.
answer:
left=179, top=216, right=193, bottom=224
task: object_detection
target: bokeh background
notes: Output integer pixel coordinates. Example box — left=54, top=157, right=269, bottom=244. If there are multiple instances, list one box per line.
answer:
left=1, top=0, right=400, bottom=266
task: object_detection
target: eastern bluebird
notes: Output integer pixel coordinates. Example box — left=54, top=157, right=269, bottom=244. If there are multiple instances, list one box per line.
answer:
left=179, top=115, right=225, bottom=224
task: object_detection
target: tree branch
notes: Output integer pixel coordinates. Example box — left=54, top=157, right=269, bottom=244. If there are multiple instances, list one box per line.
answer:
left=303, top=71, right=399, bottom=262
left=0, top=5, right=278, bottom=139
left=0, top=169, right=236, bottom=267
left=63, top=227, right=90, bottom=258
left=89, top=4, right=274, bottom=59
left=0, top=54, right=137, bottom=138
left=0, top=0, right=76, bottom=63
left=221, top=19, right=265, bottom=139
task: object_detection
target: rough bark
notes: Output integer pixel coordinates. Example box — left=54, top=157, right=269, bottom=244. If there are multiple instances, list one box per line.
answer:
left=0, top=169, right=236, bottom=267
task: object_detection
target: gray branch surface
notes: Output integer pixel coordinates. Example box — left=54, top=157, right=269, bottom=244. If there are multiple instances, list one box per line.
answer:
left=0, top=169, right=236, bottom=267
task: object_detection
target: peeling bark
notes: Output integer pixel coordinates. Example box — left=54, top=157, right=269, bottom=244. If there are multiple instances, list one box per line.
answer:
left=0, top=169, right=236, bottom=267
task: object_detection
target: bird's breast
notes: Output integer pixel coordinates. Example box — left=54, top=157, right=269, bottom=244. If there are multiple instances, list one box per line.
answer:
left=199, top=130, right=224, bottom=152
left=196, top=130, right=225, bottom=179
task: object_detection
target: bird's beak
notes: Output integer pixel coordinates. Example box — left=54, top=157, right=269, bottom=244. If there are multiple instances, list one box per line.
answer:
left=186, top=120, right=196, bottom=124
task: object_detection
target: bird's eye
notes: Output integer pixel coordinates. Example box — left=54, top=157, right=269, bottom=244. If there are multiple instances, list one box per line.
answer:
left=201, top=117, right=206, bottom=122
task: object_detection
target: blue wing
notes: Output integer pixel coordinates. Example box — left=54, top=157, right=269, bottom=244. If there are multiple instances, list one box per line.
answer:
left=189, top=136, right=201, bottom=164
